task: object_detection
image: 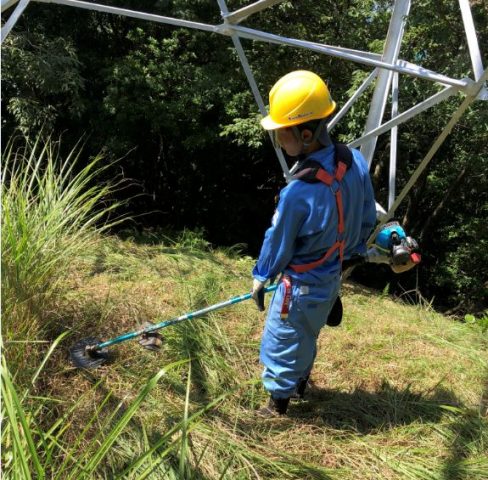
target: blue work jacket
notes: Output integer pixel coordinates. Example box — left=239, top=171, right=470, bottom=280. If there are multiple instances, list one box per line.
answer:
left=253, top=144, right=376, bottom=291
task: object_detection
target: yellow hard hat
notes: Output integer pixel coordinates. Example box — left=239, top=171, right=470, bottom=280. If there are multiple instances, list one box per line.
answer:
left=261, top=70, right=336, bottom=130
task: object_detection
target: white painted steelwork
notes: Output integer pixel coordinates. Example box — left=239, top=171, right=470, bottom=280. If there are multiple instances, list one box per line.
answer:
left=1, top=0, right=29, bottom=42
left=217, top=0, right=291, bottom=180
left=328, top=69, right=378, bottom=132
left=349, top=85, right=459, bottom=149
left=389, top=72, right=399, bottom=211
left=368, top=67, right=488, bottom=241
left=458, top=0, right=485, bottom=82
left=1, top=0, right=19, bottom=12
left=229, top=24, right=471, bottom=89
left=35, top=0, right=218, bottom=33
left=223, top=0, right=285, bottom=24
left=360, top=0, right=411, bottom=168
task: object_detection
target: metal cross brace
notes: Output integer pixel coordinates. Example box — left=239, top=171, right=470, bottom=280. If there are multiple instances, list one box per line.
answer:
left=2, top=0, right=486, bottom=216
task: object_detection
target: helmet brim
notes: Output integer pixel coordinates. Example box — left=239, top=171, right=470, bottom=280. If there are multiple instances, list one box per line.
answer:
left=260, top=114, right=283, bottom=130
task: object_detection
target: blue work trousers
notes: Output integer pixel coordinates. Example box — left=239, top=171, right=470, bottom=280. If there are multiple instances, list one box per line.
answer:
left=260, top=279, right=340, bottom=399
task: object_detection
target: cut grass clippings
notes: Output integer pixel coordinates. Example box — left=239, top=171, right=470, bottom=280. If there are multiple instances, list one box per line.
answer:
left=10, top=232, right=484, bottom=480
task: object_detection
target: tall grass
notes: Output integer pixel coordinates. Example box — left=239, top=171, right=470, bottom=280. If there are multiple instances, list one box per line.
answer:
left=0, top=134, right=152, bottom=478
left=1, top=135, right=125, bottom=332
left=1, top=336, right=206, bottom=479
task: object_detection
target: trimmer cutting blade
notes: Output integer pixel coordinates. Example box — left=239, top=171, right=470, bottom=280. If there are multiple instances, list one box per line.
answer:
left=69, top=337, right=110, bottom=369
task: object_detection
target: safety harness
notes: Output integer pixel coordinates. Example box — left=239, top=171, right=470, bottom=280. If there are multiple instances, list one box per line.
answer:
left=289, top=143, right=352, bottom=273
left=280, top=143, right=352, bottom=319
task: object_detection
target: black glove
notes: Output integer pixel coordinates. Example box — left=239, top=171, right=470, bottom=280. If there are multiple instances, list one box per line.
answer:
left=251, top=279, right=266, bottom=312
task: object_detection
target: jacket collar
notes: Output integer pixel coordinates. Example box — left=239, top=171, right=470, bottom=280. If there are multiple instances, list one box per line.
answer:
left=303, top=144, right=336, bottom=172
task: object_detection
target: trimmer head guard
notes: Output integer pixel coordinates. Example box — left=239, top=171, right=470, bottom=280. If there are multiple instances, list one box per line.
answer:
left=138, top=322, right=164, bottom=351
left=70, top=337, right=110, bottom=369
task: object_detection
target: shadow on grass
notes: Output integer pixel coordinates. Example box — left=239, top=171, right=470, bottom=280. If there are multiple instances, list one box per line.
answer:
left=440, top=372, right=488, bottom=480
left=440, top=410, right=488, bottom=480
left=288, top=380, right=461, bottom=434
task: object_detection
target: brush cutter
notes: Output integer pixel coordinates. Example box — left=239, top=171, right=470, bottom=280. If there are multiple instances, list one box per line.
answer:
left=69, top=284, right=278, bottom=369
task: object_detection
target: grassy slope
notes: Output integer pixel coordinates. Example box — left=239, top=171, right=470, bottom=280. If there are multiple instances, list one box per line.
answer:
left=47, top=232, right=487, bottom=479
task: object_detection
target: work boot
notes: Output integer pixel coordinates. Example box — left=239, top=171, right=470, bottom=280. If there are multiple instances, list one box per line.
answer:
left=291, top=375, right=310, bottom=400
left=256, top=396, right=290, bottom=417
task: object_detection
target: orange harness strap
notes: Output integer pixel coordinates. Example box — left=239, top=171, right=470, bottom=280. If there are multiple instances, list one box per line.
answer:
left=289, top=161, right=347, bottom=274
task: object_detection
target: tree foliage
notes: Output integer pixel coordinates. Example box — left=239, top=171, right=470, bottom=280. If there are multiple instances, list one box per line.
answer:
left=1, top=0, right=486, bottom=314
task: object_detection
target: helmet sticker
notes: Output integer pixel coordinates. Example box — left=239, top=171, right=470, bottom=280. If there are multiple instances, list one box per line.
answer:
left=288, top=112, right=313, bottom=121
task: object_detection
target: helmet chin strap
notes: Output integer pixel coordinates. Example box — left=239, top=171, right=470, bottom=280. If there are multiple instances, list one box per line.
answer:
left=292, top=117, right=331, bottom=154
left=316, top=120, right=332, bottom=147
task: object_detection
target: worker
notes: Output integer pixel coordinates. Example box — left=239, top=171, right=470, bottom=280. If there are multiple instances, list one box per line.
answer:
left=251, top=70, right=418, bottom=417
